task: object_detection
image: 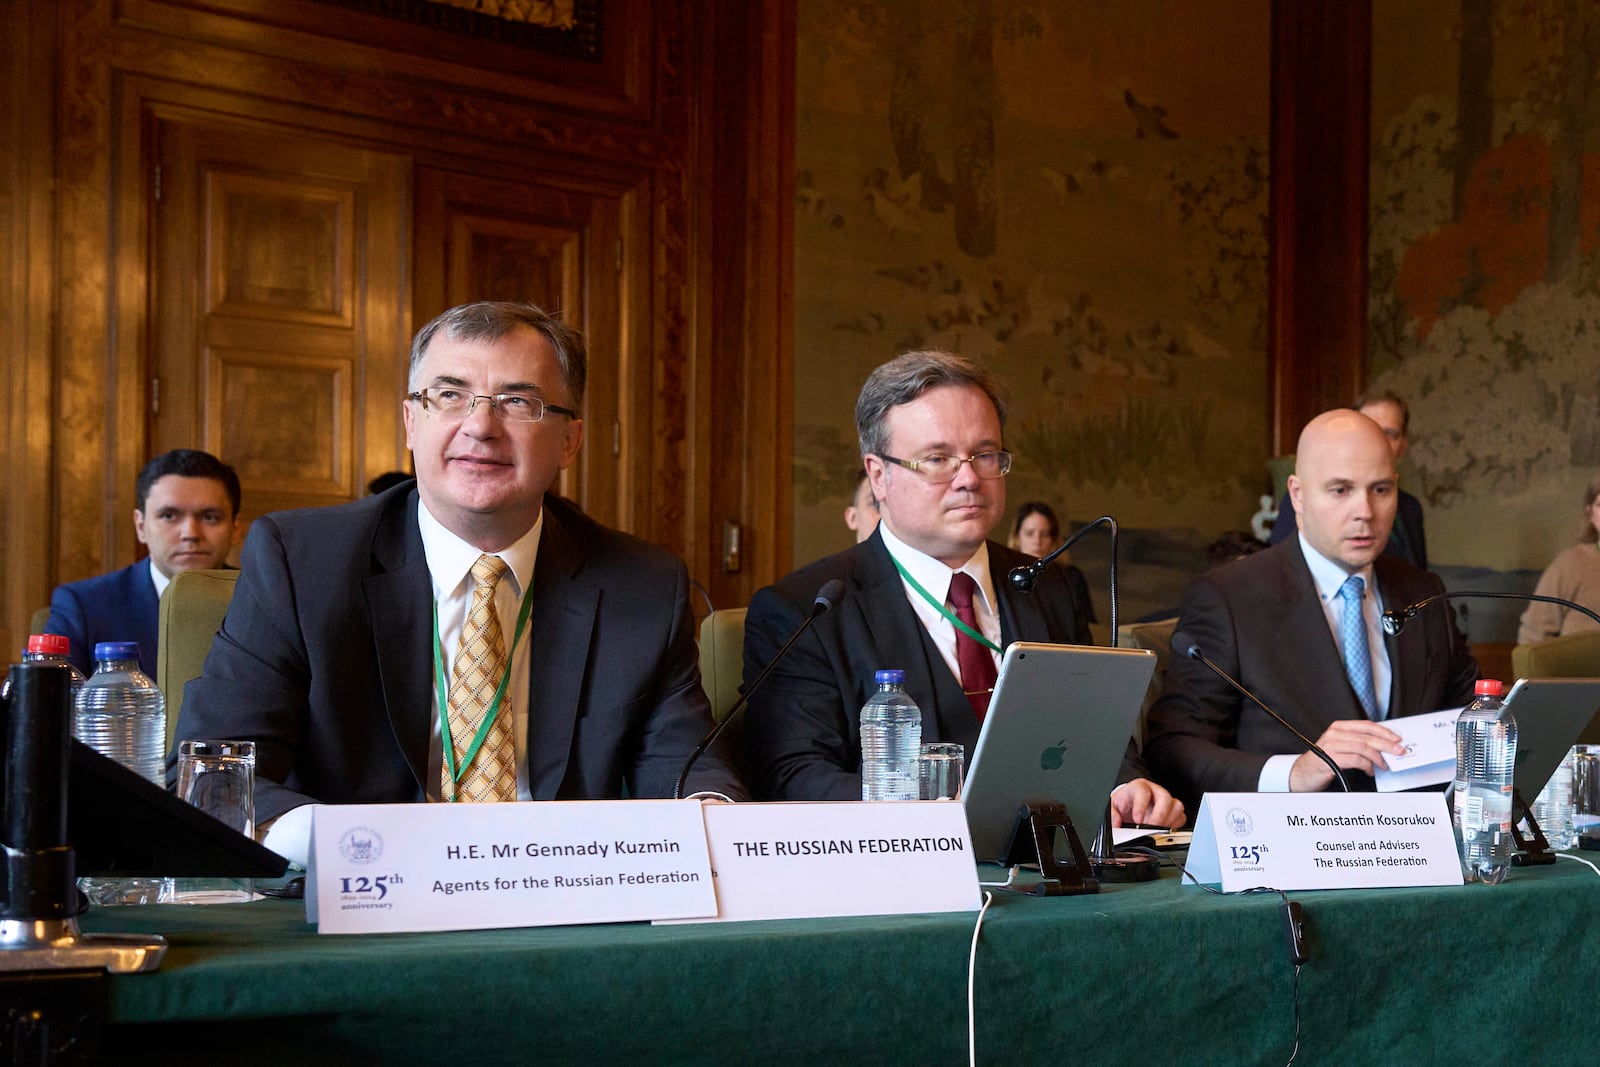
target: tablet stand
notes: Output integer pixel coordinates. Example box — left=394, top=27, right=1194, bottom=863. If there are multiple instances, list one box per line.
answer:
left=0, top=664, right=167, bottom=975
left=1509, top=788, right=1557, bottom=867
left=998, top=802, right=1099, bottom=895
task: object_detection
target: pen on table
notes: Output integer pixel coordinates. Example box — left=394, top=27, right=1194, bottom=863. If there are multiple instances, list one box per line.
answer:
left=1125, top=823, right=1175, bottom=831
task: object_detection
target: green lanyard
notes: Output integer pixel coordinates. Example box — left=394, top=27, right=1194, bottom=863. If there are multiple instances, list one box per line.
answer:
left=433, top=582, right=536, bottom=798
left=889, top=554, right=1002, bottom=654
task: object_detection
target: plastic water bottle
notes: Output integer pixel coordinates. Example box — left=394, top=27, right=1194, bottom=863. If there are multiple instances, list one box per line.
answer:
left=1451, top=678, right=1517, bottom=884
left=860, top=669, right=922, bottom=801
left=0, top=634, right=87, bottom=702
left=1531, top=747, right=1577, bottom=851
left=73, top=641, right=169, bottom=905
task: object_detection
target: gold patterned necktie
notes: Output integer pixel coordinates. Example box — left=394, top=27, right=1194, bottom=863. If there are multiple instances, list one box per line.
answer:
left=443, top=554, right=518, bottom=802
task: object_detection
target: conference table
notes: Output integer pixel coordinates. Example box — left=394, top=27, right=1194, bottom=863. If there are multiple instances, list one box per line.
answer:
left=84, top=854, right=1600, bottom=1065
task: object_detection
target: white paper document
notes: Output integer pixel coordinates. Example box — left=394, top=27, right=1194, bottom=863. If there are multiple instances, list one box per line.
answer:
left=1373, top=707, right=1460, bottom=791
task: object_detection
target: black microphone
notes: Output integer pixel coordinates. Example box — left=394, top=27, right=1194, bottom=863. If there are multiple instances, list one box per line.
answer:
left=1381, top=590, right=1600, bottom=636
left=1009, top=514, right=1119, bottom=640
left=674, top=579, right=847, bottom=799
left=1170, top=630, right=1349, bottom=792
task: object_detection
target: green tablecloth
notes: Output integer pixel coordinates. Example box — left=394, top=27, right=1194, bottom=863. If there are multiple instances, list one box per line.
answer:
left=85, top=857, right=1600, bottom=1065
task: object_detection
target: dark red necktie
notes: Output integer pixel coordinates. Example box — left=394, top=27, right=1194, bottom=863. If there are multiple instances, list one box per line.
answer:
left=947, top=572, right=997, bottom=722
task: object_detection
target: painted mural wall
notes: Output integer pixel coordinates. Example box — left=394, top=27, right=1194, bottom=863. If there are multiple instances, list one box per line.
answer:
left=792, top=1, right=1272, bottom=623
left=1370, top=0, right=1600, bottom=640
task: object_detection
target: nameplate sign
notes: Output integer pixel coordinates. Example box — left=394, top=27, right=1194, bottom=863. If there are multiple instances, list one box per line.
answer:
left=1185, top=792, right=1461, bottom=892
left=662, top=801, right=980, bottom=924
left=306, top=800, right=717, bottom=934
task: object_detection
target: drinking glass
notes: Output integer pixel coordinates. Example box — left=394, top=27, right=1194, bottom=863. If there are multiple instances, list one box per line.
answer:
left=173, top=739, right=256, bottom=903
left=918, top=742, right=964, bottom=801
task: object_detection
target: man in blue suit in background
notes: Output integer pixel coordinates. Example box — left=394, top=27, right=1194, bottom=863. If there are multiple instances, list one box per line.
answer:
left=46, top=449, right=241, bottom=677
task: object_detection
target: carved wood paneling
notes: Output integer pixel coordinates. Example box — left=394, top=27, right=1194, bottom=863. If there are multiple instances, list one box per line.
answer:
left=211, top=351, right=351, bottom=498
left=119, top=0, right=645, bottom=119
left=413, top=164, right=631, bottom=526
left=151, top=111, right=409, bottom=525
left=13, top=0, right=793, bottom=649
left=208, top=174, right=353, bottom=325
left=0, top=0, right=61, bottom=652
left=56, top=0, right=121, bottom=580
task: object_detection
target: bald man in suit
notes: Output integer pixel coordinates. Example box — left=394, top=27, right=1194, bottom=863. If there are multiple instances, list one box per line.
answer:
left=1144, top=409, right=1478, bottom=815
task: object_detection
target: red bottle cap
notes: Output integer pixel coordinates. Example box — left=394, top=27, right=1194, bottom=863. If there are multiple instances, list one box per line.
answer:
left=25, top=633, right=71, bottom=656
left=1474, top=678, right=1504, bottom=697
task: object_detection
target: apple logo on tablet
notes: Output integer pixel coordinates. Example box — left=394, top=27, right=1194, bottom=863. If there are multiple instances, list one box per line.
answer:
left=1040, top=739, right=1068, bottom=770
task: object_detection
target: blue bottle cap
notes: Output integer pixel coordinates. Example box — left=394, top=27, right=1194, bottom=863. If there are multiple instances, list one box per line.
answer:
left=93, top=641, right=141, bottom=661
left=874, top=669, right=905, bottom=685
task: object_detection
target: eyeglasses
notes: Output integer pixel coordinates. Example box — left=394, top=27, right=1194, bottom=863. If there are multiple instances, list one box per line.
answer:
left=407, top=387, right=578, bottom=423
left=878, top=450, right=1012, bottom=483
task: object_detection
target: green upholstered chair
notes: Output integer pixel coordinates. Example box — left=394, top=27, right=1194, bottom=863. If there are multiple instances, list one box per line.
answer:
left=1117, top=615, right=1179, bottom=746
left=1512, top=631, right=1600, bottom=745
left=157, top=568, right=240, bottom=750
left=698, top=607, right=748, bottom=724
left=697, top=607, right=749, bottom=782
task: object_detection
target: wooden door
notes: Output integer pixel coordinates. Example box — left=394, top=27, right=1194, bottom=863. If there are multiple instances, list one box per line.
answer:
left=413, top=165, right=634, bottom=530
left=150, top=115, right=411, bottom=535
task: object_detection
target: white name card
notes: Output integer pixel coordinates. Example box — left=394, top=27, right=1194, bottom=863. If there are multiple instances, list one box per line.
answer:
left=663, top=801, right=981, bottom=924
left=1185, top=792, right=1462, bottom=892
left=307, top=800, right=717, bottom=934
left=1374, top=708, right=1460, bottom=791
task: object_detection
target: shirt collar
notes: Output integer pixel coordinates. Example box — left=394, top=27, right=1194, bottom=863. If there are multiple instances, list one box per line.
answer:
left=1297, top=532, right=1375, bottom=604
left=148, top=559, right=171, bottom=599
left=878, top=521, right=996, bottom=614
left=416, top=499, right=542, bottom=601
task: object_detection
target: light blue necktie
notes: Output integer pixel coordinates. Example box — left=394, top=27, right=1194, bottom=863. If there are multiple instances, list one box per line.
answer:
left=1339, top=575, right=1379, bottom=719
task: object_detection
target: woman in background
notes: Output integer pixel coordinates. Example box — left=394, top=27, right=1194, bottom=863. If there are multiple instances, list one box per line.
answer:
left=1518, top=473, right=1600, bottom=644
left=1010, top=501, right=1098, bottom=629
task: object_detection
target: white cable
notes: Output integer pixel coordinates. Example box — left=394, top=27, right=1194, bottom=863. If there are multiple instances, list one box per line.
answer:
left=967, top=890, right=995, bottom=1067
left=1556, top=851, right=1600, bottom=878
left=977, top=865, right=1021, bottom=889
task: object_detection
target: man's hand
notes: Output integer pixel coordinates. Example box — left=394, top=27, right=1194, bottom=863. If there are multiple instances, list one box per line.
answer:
left=1109, top=778, right=1185, bottom=830
left=1288, top=719, right=1405, bottom=792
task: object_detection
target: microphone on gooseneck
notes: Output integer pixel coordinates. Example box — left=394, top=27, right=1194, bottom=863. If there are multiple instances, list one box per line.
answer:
left=1382, top=590, right=1600, bottom=637
left=1170, top=631, right=1349, bottom=793
left=1008, top=515, right=1119, bottom=641
left=674, top=579, right=848, bottom=800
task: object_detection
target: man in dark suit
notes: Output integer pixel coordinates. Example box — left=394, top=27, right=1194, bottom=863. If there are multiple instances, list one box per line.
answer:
left=743, top=350, right=1182, bottom=829
left=1145, top=408, right=1478, bottom=815
left=46, top=449, right=241, bottom=677
left=1268, top=390, right=1428, bottom=571
left=175, top=302, right=743, bottom=863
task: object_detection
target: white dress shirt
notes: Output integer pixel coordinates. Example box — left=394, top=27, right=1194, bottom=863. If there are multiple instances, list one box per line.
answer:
left=1257, top=535, right=1391, bottom=791
left=877, top=522, right=1001, bottom=681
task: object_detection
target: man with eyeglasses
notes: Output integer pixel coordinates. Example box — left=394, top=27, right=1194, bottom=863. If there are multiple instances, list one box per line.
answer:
left=175, top=301, right=744, bottom=864
left=742, top=350, right=1184, bottom=828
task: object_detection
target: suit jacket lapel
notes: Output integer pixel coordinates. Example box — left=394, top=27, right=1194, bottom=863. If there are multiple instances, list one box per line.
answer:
left=991, top=546, right=1052, bottom=645
left=523, top=501, right=597, bottom=800
left=1376, top=559, right=1424, bottom=715
left=855, top=536, right=969, bottom=742
left=363, top=492, right=434, bottom=793
left=1273, top=545, right=1371, bottom=725
left=130, top=563, right=161, bottom=665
